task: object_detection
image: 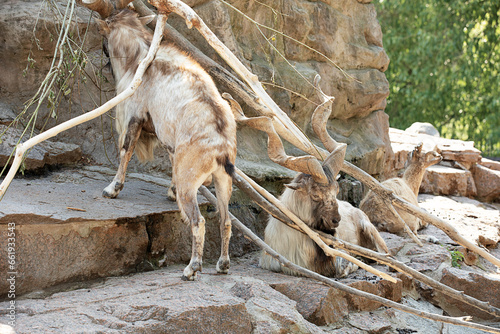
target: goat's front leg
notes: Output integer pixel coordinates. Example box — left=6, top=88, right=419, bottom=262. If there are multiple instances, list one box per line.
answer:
left=103, top=117, right=143, bottom=198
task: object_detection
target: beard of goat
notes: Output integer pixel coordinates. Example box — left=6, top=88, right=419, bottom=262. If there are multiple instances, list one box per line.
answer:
left=96, top=9, right=237, bottom=281
left=260, top=173, right=388, bottom=278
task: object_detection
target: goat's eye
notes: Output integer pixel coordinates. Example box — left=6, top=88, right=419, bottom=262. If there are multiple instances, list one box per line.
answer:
left=310, top=193, right=322, bottom=202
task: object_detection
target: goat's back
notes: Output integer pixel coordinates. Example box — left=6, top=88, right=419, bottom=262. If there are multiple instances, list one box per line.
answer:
left=336, top=200, right=389, bottom=254
left=107, top=11, right=236, bottom=163
left=360, top=178, right=425, bottom=234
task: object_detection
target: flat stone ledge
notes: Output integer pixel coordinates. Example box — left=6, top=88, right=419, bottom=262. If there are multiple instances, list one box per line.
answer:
left=0, top=167, right=257, bottom=296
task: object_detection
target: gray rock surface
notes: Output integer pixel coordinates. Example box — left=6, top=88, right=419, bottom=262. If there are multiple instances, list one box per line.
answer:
left=0, top=171, right=499, bottom=332
left=0, top=125, right=82, bottom=171
left=0, top=167, right=260, bottom=296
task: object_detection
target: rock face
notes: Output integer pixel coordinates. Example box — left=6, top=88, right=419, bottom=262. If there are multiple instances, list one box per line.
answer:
left=225, top=0, right=392, bottom=177
left=0, top=1, right=116, bottom=167
left=0, top=0, right=392, bottom=179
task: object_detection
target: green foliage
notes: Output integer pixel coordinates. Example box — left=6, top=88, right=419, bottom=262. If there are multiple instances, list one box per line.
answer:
left=375, top=0, right=500, bottom=156
left=448, top=247, right=465, bottom=268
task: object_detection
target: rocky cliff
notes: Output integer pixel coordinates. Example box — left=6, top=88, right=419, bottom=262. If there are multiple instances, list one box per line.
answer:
left=0, top=0, right=392, bottom=178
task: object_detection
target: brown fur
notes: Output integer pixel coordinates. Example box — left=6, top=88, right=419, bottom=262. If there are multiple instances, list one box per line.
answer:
left=97, top=9, right=237, bottom=280
left=360, top=144, right=442, bottom=234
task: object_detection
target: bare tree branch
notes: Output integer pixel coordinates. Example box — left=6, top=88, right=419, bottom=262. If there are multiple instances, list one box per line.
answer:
left=155, top=0, right=500, bottom=268
left=199, top=186, right=500, bottom=334
left=0, top=12, right=169, bottom=198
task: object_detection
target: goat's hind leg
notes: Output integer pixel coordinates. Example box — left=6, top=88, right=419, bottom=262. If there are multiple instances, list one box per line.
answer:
left=177, top=186, right=206, bottom=281
left=213, top=169, right=233, bottom=274
left=103, top=117, right=143, bottom=198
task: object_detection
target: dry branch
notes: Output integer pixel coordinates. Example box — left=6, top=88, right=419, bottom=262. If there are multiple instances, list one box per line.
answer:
left=0, top=12, right=169, bottom=198
left=199, top=186, right=500, bottom=334
left=232, top=172, right=500, bottom=319
left=158, top=0, right=500, bottom=268
left=234, top=167, right=397, bottom=284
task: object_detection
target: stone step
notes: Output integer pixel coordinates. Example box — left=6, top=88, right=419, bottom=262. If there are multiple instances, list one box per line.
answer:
left=0, top=167, right=259, bottom=297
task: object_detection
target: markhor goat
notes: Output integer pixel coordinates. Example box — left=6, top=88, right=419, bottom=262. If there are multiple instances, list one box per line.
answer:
left=96, top=9, right=237, bottom=280
left=260, top=146, right=389, bottom=278
left=360, top=143, right=442, bottom=235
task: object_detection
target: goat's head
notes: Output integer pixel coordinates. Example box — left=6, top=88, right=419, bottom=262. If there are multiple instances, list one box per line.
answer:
left=94, top=9, right=154, bottom=38
left=409, top=143, right=442, bottom=168
left=80, top=0, right=154, bottom=37
left=285, top=144, right=346, bottom=233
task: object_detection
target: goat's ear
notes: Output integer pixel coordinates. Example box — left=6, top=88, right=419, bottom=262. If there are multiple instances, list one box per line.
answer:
left=95, top=18, right=110, bottom=36
left=139, top=15, right=155, bottom=26
left=284, top=182, right=305, bottom=192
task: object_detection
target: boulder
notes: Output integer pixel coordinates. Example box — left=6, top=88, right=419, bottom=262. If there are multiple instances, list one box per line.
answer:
left=271, top=273, right=402, bottom=325
left=0, top=124, right=82, bottom=171
left=471, top=164, right=500, bottom=202
left=347, top=312, right=392, bottom=333
left=439, top=267, right=500, bottom=320
left=230, top=282, right=326, bottom=333
left=0, top=167, right=259, bottom=296
left=0, top=102, right=16, bottom=125
left=405, top=122, right=440, bottom=137
left=479, top=157, right=500, bottom=171
left=420, top=165, right=476, bottom=197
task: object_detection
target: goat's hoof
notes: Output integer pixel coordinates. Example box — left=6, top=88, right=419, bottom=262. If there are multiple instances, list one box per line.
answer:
left=216, top=259, right=230, bottom=274
left=182, top=262, right=202, bottom=280
left=181, top=274, right=196, bottom=281
left=102, top=189, right=117, bottom=198
left=103, top=182, right=123, bottom=198
left=167, top=186, right=176, bottom=202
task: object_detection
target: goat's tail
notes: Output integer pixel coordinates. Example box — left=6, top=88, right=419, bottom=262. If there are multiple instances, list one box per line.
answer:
left=360, top=218, right=390, bottom=254
left=117, top=128, right=158, bottom=163
left=217, top=154, right=235, bottom=177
